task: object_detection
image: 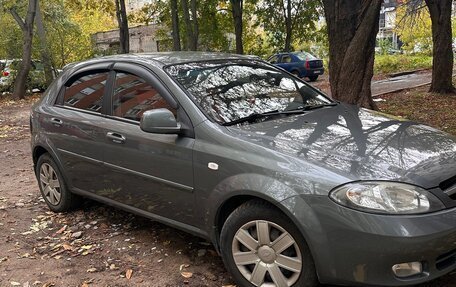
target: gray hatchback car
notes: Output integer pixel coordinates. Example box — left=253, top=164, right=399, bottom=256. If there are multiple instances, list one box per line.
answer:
left=31, top=52, right=456, bottom=287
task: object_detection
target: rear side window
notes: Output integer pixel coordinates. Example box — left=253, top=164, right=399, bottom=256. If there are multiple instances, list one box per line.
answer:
left=281, top=55, right=292, bottom=63
left=63, top=72, right=109, bottom=113
left=112, top=72, right=176, bottom=121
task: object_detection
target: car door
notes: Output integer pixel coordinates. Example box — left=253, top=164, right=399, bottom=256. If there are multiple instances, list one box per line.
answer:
left=49, top=64, right=113, bottom=193
left=278, top=54, right=294, bottom=72
left=100, top=63, right=196, bottom=225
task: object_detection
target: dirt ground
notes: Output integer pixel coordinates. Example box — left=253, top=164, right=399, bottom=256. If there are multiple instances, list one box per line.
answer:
left=0, top=95, right=455, bottom=287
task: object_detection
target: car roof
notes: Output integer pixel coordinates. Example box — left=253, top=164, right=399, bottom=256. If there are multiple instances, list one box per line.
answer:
left=89, top=52, right=258, bottom=68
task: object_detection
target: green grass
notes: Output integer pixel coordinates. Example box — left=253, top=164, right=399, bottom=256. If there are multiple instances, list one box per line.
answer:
left=374, top=54, right=433, bottom=75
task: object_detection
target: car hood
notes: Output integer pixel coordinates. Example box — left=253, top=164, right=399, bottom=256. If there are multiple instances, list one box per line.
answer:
left=227, top=104, right=456, bottom=189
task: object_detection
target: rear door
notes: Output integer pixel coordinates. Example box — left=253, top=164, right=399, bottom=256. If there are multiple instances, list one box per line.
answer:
left=100, top=63, right=196, bottom=226
left=49, top=64, right=113, bottom=193
left=278, top=54, right=295, bottom=73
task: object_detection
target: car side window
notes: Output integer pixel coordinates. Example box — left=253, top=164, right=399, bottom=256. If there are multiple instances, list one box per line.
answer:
left=63, top=72, right=109, bottom=113
left=112, top=72, right=176, bottom=121
left=282, top=55, right=292, bottom=63
left=269, top=55, right=279, bottom=64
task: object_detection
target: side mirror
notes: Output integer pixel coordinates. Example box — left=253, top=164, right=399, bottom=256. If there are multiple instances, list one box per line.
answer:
left=140, top=108, right=181, bottom=134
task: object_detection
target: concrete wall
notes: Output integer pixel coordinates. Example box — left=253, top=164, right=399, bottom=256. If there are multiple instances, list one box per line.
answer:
left=92, top=25, right=166, bottom=53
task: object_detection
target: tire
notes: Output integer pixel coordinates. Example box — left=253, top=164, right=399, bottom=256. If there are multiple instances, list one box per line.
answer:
left=220, top=200, right=318, bottom=287
left=308, top=75, right=318, bottom=82
left=291, top=71, right=301, bottom=79
left=36, top=153, right=82, bottom=212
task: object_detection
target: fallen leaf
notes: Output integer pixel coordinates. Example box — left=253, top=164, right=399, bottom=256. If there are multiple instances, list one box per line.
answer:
left=179, top=264, right=190, bottom=271
left=55, top=225, right=67, bottom=234
left=10, top=282, right=21, bottom=286
left=126, top=269, right=133, bottom=279
left=86, top=267, right=97, bottom=273
left=62, top=243, right=73, bottom=251
left=109, top=264, right=118, bottom=270
left=181, top=271, right=193, bottom=278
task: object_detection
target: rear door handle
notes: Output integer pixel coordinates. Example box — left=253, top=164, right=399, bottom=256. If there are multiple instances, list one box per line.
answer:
left=51, top=118, right=63, bottom=126
left=106, top=132, right=126, bottom=144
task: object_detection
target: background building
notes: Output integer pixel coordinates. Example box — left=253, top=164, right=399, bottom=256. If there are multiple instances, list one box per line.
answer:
left=377, top=0, right=402, bottom=50
left=92, top=24, right=168, bottom=54
left=126, top=0, right=154, bottom=11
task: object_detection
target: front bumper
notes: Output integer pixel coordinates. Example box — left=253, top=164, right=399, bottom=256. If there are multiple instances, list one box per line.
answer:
left=281, top=196, right=456, bottom=286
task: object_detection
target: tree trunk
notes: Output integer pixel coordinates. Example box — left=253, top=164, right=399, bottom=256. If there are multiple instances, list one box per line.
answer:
left=322, top=0, right=382, bottom=109
left=171, top=0, right=181, bottom=51
left=425, top=0, right=455, bottom=94
left=181, top=0, right=195, bottom=50
left=190, top=0, right=198, bottom=50
left=230, top=0, right=243, bottom=54
left=115, top=0, right=130, bottom=53
left=10, top=0, right=38, bottom=100
left=284, top=0, right=292, bottom=52
left=35, top=0, right=54, bottom=86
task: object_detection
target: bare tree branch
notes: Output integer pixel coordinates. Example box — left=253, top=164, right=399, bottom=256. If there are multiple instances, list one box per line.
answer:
left=10, top=8, right=26, bottom=31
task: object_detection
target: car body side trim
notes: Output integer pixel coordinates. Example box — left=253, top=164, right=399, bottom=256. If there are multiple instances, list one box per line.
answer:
left=71, top=187, right=208, bottom=239
left=103, top=161, right=194, bottom=192
left=58, top=148, right=194, bottom=192
left=57, top=148, right=102, bottom=164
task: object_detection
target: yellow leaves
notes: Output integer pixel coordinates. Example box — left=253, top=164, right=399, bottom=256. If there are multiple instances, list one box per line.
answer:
left=395, top=5, right=432, bottom=53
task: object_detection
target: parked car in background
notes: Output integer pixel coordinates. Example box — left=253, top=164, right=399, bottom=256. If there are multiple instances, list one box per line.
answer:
left=0, top=60, right=6, bottom=71
left=268, top=51, right=324, bottom=81
left=31, top=52, right=456, bottom=287
left=0, top=59, right=47, bottom=92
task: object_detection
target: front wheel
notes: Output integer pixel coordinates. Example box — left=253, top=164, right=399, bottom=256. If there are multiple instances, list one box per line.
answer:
left=220, top=200, right=317, bottom=287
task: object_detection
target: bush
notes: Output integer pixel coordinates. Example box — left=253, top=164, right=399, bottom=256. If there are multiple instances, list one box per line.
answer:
left=374, top=54, right=433, bottom=75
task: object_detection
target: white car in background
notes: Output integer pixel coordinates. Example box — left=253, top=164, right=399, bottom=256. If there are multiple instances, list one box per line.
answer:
left=0, top=59, right=47, bottom=92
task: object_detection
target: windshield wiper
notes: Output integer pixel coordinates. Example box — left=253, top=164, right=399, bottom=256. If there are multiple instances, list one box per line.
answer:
left=222, top=109, right=305, bottom=126
left=290, top=102, right=338, bottom=112
left=222, top=103, right=338, bottom=126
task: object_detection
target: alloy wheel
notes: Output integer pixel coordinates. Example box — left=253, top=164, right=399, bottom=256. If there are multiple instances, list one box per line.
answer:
left=39, top=163, right=61, bottom=205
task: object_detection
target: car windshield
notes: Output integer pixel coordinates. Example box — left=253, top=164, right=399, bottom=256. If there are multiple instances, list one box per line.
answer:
left=166, top=60, right=332, bottom=125
left=295, top=52, right=317, bottom=61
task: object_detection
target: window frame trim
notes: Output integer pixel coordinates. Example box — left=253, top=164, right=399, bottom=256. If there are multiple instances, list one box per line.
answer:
left=105, top=62, right=195, bottom=138
left=54, top=62, right=115, bottom=116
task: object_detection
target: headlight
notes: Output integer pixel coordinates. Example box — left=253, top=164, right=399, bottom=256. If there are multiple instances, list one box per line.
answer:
left=329, top=181, right=445, bottom=214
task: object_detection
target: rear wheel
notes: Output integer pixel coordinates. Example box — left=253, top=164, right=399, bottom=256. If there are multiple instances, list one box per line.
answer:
left=36, top=153, right=82, bottom=212
left=220, top=200, right=317, bottom=287
left=308, top=75, right=318, bottom=82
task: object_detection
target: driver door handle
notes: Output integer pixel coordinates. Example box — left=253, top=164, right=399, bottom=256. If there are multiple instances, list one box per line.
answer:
left=50, top=118, right=63, bottom=126
left=106, top=132, right=126, bottom=144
